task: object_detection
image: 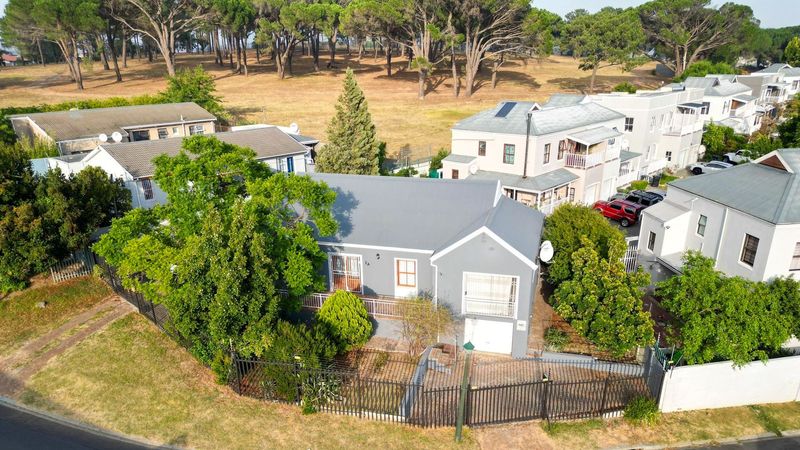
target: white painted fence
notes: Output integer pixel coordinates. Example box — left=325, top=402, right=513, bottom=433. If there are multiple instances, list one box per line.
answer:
left=658, top=355, right=800, bottom=413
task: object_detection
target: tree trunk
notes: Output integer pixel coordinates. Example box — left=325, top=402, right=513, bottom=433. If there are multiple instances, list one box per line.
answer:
left=215, top=30, right=224, bottom=66
left=255, top=43, right=260, bottom=63
left=121, top=28, right=128, bottom=68
left=386, top=45, right=392, bottom=77
left=418, top=68, right=427, bottom=99
left=451, top=51, right=460, bottom=97
left=106, top=27, right=123, bottom=82
left=71, top=38, right=84, bottom=90
left=491, top=60, right=498, bottom=89
left=327, top=28, right=337, bottom=68
left=357, top=40, right=363, bottom=62
left=234, top=33, right=242, bottom=74
left=346, top=38, right=350, bottom=56
left=241, top=36, right=248, bottom=76
left=37, top=39, right=45, bottom=66
left=589, top=64, right=598, bottom=94
left=373, top=36, right=378, bottom=61
left=312, top=31, right=320, bottom=72
left=98, top=36, right=110, bottom=71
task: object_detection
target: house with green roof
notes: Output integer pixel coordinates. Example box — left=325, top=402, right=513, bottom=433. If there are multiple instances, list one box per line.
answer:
left=638, top=149, right=800, bottom=283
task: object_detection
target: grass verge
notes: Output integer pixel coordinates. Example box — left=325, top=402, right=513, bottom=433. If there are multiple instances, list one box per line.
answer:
left=0, top=277, right=111, bottom=357
left=20, top=314, right=474, bottom=450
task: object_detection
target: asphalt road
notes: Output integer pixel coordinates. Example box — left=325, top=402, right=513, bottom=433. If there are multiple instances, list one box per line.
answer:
left=693, top=435, right=800, bottom=450
left=0, top=400, right=157, bottom=450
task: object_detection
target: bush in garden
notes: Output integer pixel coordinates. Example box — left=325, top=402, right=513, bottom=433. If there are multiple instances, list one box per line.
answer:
left=211, top=348, right=232, bottom=384
left=543, top=326, right=570, bottom=352
left=630, top=180, right=649, bottom=191
left=612, top=82, right=637, bottom=94
left=624, top=396, right=660, bottom=425
left=317, top=290, right=373, bottom=353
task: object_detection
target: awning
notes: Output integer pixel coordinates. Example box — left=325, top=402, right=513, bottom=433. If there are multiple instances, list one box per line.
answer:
left=566, top=126, right=622, bottom=146
left=678, top=102, right=705, bottom=109
left=443, top=154, right=477, bottom=164
left=642, top=201, right=689, bottom=223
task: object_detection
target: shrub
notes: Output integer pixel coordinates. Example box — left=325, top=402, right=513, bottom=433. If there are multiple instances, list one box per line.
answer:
left=318, top=290, right=372, bottom=353
left=612, top=82, right=637, bottom=94
left=301, top=372, right=343, bottom=414
left=211, top=348, right=232, bottom=384
left=543, top=327, right=570, bottom=352
left=373, top=351, right=390, bottom=371
left=673, top=60, right=736, bottom=82
left=624, top=396, right=660, bottom=425
left=429, top=148, right=450, bottom=171
left=161, top=66, right=227, bottom=120
left=400, top=298, right=454, bottom=355
left=630, top=180, right=648, bottom=191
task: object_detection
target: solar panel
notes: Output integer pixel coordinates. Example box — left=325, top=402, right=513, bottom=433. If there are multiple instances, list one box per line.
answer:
left=495, top=102, right=517, bottom=118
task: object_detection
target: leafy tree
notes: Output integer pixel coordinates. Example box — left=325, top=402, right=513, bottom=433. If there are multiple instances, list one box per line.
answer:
left=0, top=0, right=49, bottom=66
left=160, top=66, right=227, bottom=120
left=564, top=7, right=645, bottom=94
left=317, top=290, right=372, bottom=353
left=428, top=148, right=450, bottom=172
left=743, top=133, right=782, bottom=160
left=778, top=115, right=800, bottom=148
left=612, top=82, right=638, bottom=94
left=542, top=203, right=627, bottom=285
left=657, top=252, right=794, bottom=366
left=263, top=320, right=338, bottom=366
left=700, top=122, right=746, bottom=161
left=674, top=60, right=736, bottom=82
left=212, top=0, right=256, bottom=75
left=784, top=36, right=800, bottom=66
left=552, top=237, right=653, bottom=357
left=94, top=135, right=338, bottom=362
left=254, top=0, right=306, bottom=80
left=639, top=0, right=757, bottom=78
left=399, top=298, right=453, bottom=355
left=315, top=69, right=380, bottom=175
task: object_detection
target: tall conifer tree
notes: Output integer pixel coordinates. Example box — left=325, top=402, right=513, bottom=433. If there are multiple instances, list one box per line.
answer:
left=315, top=68, right=380, bottom=175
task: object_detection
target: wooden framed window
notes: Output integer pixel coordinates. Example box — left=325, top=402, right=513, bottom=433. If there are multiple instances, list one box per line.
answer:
left=503, top=144, right=515, bottom=164
left=478, top=140, right=486, bottom=156
left=157, top=128, right=168, bottom=139
left=696, top=215, right=707, bottom=237
left=451, top=169, right=459, bottom=179
left=330, top=254, right=362, bottom=293
left=791, top=243, right=800, bottom=271
left=463, top=272, right=517, bottom=318
left=740, top=234, right=759, bottom=267
left=543, top=143, right=551, bottom=164
left=396, top=259, right=417, bottom=288
left=141, top=178, right=154, bottom=200
left=647, top=231, right=656, bottom=251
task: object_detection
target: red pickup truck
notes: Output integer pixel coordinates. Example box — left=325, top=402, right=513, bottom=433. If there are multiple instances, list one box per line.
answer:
left=592, top=199, right=646, bottom=227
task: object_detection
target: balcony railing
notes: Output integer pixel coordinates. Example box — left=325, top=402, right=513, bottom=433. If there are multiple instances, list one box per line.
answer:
left=664, top=117, right=703, bottom=136
left=616, top=170, right=638, bottom=188
left=464, top=297, right=515, bottom=318
left=564, top=151, right=604, bottom=169
left=538, top=197, right=570, bottom=215
left=279, top=290, right=416, bottom=318
left=605, top=146, right=621, bottom=161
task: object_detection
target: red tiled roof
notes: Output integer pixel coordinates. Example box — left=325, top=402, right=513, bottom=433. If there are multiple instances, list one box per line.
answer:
left=2, top=54, right=18, bottom=62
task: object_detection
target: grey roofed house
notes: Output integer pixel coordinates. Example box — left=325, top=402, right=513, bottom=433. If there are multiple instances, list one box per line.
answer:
left=667, top=148, right=800, bottom=225
left=101, top=126, right=308, bottom=179
left=566, top=126, right=622, bottom=146
left=541, top=93, right=587, bottom=108
left=467, top=169, right=579, bottom=194
left=9, top=102, right=216, bottom=142
left=755, top=63, right=790, bottom=74
left=683, top=76, right=751, bottom=97
left=452, top=100, right=624, bottom=136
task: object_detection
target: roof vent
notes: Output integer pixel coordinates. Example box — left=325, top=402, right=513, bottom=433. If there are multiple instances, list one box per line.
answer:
left=495, top=102, right=517, bottom=118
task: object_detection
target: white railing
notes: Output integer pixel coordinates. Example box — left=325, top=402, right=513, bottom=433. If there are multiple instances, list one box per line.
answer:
left=280, top=290, right=415, bottom=318
left=605, top=146, right=621, bottom=161
left=616, top=170, right=638, bottom=188
left=538, top=197, right=570, bottom=215
left=664, top=117, right=703, bottom=136
left=645, top=158, right=668, bottom=174
left=463, top=297, right=515, bottom=318
left=564, top=151, right=604, bottom=169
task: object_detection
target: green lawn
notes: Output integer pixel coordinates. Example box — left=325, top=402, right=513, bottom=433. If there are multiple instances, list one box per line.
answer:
left=0, top=277, right=111, bottom=357
left=20, top=314, right=474, bottom=450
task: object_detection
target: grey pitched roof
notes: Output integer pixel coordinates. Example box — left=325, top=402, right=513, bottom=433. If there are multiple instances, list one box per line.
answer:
left=668, top=149, right=800, bottom=224
left=452, top=101, right=624, bottom=136
left=289, top=133, right=319, bottom=145
left=620, top=150, right=641, bottom=163
left=101, top=127, right=308, bottom=178
left=310, top=173, right=545, bottom=263
left=755, top=63, right=791, bottom=74
left=468, top=169, right=578, bottom=193
left=11, top=102, right=216, bottom=142
left=566, top=127, right=622, bottom=146
left=443, top=154, right=477, bottom=164
left=781, top=67, right=800, bottom=77
left=684, top=77, right=751, bottom=97
left=733, top=94, right=757, bottom=102
left=542, top=93, right=587, bottom=108
left=706, top=74, right=738, bottom=82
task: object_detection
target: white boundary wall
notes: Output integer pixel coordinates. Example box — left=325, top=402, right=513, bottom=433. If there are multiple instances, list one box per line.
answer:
left=659, top=355, right=800, bottom=413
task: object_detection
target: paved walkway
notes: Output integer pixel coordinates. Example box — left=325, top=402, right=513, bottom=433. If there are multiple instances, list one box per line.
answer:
left=0, top=297, right=133, bottom=397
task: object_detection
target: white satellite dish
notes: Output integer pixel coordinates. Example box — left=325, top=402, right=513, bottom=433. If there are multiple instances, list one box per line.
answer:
left=469, top=164, right=478, bottom=175
left=111, top=132, right=123, bottom=143
left=539, top=240, right=554, bottom=264
left=289, top=122, right=300, bottom=134
left=98, top=133, right=108, bottom=142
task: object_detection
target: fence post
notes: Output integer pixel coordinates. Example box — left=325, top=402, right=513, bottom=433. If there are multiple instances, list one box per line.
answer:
left=149, top=300, right=158, bottom=326
left=356, top=370, right=362, bottom=419
left=455, top=343, right=473, bottom=442
left=599, top=366, right=612, bottom=415
left=540, top=380, right=550, bottom=424
left=232, top=351, right=241, bottom=395
left=294, top=362, right=302, bottom=404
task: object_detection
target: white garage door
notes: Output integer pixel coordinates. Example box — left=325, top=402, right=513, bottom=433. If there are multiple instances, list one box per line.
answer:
left=464, top=318, right=513, bottom=354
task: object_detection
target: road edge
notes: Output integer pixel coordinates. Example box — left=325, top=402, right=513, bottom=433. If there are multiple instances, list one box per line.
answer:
left=604, top=429, right=800, bottom=449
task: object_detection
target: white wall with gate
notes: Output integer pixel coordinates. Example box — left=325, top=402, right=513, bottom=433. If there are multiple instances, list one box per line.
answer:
left=658, top=355, right=800, bottom=413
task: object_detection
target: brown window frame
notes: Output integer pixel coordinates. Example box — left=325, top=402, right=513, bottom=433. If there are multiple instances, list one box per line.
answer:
left=396, top=259, right=417, bottom=288
left=478, top=140, right=486, bottom=156
left=451, top=169, right=459, bottom=179
left=740, top=234, right=759, bottom=267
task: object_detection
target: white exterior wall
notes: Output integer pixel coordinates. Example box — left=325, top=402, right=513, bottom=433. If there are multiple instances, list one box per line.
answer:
left=659, top=355, right=800, bottom=413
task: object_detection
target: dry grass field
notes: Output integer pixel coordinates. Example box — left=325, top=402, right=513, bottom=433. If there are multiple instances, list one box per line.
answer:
left=0, top=53, right=666, bottom=159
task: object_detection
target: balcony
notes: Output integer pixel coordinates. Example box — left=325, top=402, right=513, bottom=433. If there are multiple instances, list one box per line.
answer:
left=664, top=115, right=703, bottom=136
left=605, top=146, right=621, bottom=161
left=564, top=151, right=604, bottom=169
left=616, top=170, right=638, bottom=188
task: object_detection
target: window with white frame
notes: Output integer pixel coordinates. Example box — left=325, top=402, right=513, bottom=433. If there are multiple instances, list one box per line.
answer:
left=647, top=231, right=656, bottom=251
left=330, top=254, right=362, bottom=292
left=172, top=127, right=179, bottom=134
left=141, top=178, right=154, bottom=200
left=463, top=273, right=517, bottom=318
left=189, top=124, right=205, bottom=135
left=696, top=215, right=707, bottom=236
left=740, top=234, right=759, bottom=267
left=396, top=259, right=417, bottom=288
left=791, top=243, right=800, bottom=271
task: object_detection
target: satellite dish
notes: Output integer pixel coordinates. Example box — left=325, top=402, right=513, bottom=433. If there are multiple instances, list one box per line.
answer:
left=539, top=240, right=554, bottom=264
left=98, top=133, right=108, bottom=143
left=289, top=122, right=300, bottom=134
left=469, top=164, right=478, bottom=175
left=111, top=132, right=123, bottom=143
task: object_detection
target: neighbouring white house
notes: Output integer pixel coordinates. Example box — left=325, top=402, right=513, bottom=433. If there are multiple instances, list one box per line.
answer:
left=737, top=68, right=795, bottom=113
left=30, top=127, right=313, bottom=209
left=591, top=86, right=706, bottom=173
left=10, top=102, right=218, bottom=155
left=678, top=75, right=763, bottom=135
left=752, top=63, right=800, bottom=99
left=638, top=148, right=800, bottom=283
left=442, top=97, right=632, bottom=213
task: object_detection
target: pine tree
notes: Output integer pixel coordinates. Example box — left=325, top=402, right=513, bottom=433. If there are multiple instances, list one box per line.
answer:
left=785, top=36, right=800, bottom=67
left=315, top=68, right=380, bottom=175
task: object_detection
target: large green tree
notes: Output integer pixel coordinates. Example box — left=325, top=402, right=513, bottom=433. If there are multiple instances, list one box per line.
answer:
left=315, top=68, right=380, bottom=175
left=674, top=60, right=736, bottom=82
left=564, top=7, right=646, bottom=93
left=542, top=203, right=627, bottom=285
left=552, top=237, right=653, bottom=357
left=639, top=0, right=757, bottom=78
left=784, top=36, right=800, bottom=66
left=94, top=135, right=338, bottom=362
left=657, top=252, right=795, bottom=366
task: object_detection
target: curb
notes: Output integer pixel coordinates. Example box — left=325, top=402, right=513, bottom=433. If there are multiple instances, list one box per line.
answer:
left=605, top=429, right=800, bottom=449
left=0, top=396, right=180, bottom=449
